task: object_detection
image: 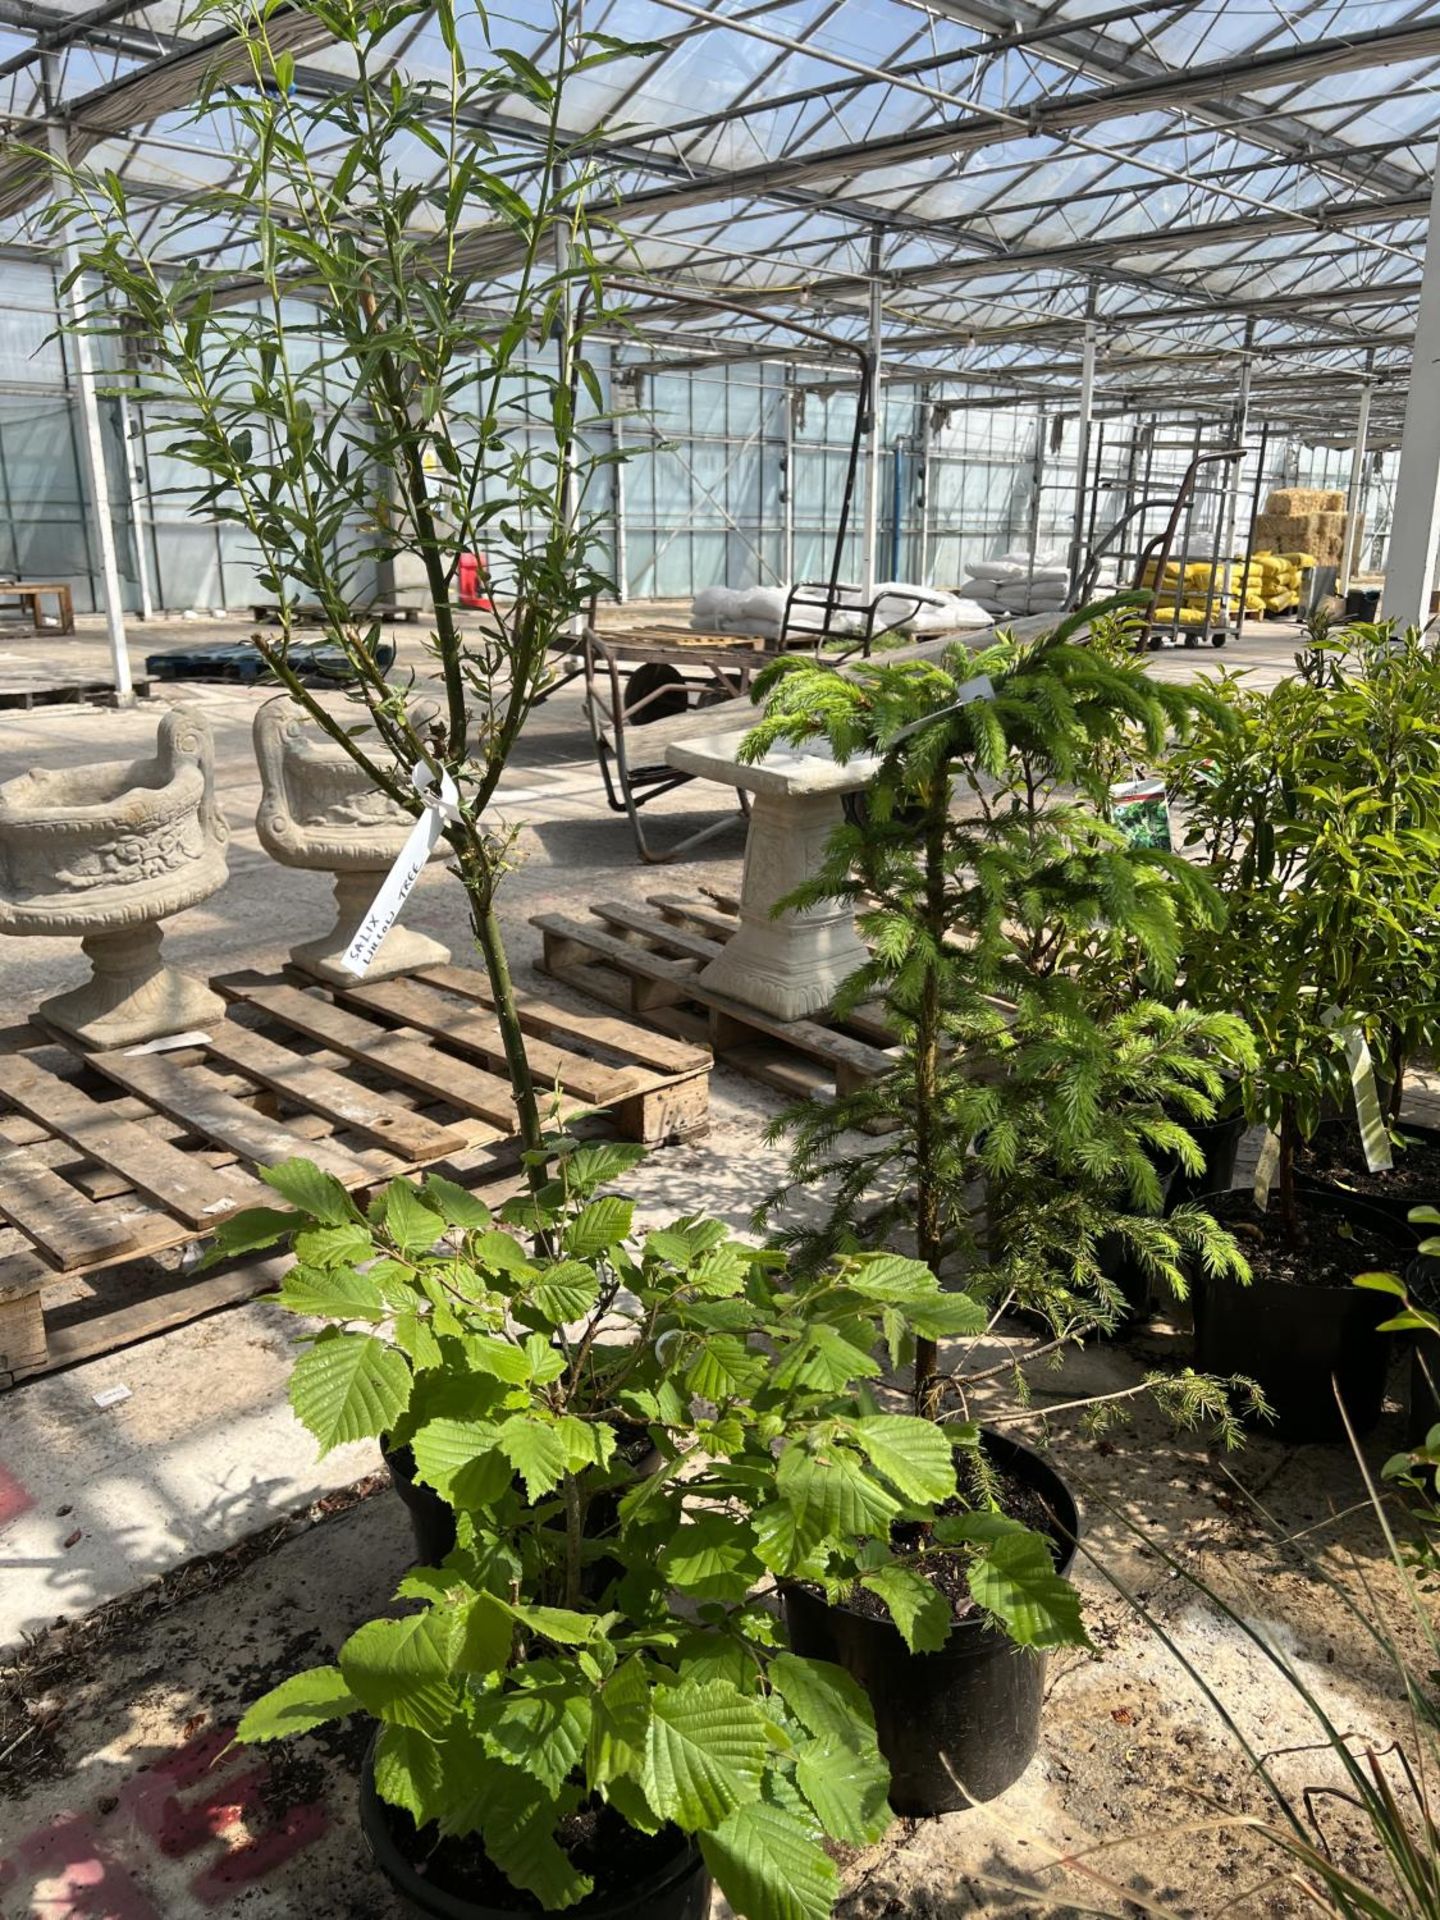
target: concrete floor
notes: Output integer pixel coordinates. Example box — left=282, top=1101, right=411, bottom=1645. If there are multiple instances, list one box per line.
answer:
left=0, top=607, right=1422, bottom=1920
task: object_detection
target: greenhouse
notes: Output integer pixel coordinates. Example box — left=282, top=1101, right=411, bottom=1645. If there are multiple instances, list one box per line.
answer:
left=2, top=3, right=1440, bottom=1917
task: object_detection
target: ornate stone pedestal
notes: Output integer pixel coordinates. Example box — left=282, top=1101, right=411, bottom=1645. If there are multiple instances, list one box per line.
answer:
left=254, top=698, right=450, bottom=984
left=664, top=731, right=877, bottom=1020
left=0, top=708, right=229, bottom=1047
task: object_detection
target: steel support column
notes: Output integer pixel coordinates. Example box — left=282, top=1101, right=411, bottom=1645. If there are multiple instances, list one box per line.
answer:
left=1217, top=322, right=1255, bottom=607
left=1066, top=285, right=1098, bottom=597
left=1383, top=150, right=1440, bottom=628
left=46, top=113, right=133, bottom=699
left=611, top=397, right=628, bottom=606
left=916, top=384, right=933, bottom=584
left=116, top=384, right=154, bottom=621
left=781, top=368, right=795, bottom=584
left=861, top=231, right=884, bottom=600
left=1339, top=357, right=1374, bottom=596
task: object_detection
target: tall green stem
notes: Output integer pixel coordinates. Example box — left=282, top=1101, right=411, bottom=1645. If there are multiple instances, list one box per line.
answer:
left=469, top=884, right=547, bottom=1177
left=912, top=783, right=948, bottom=1421
left=562, top=1473, right=583, bottom=1609
left=1278, top=1095, right=1300, bottom=1241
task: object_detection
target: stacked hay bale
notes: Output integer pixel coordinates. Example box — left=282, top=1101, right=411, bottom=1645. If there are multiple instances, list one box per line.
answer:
left=1250, top=488, right=1359, bottom=570
left=1140, top=556, right=1263, bottom=628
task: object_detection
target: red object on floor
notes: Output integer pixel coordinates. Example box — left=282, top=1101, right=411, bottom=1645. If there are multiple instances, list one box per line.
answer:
left=0, top=1461, right=32, bottom=1529
left=458, top=552, right=493, bottom=609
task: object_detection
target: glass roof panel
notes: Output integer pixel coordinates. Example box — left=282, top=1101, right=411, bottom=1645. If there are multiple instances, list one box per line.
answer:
left=0, top=0, right=1435, bottom=427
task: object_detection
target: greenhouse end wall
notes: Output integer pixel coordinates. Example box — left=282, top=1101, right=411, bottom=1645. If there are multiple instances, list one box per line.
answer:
left=0, top=263, right=1396, bottom=614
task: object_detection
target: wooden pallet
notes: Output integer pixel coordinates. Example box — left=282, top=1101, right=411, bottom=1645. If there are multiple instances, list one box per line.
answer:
left=535, top=894, right=898, bottom=1104
left=250, top=602, right=424, bottom=624
left=0, top=673, right=153, bottom=710
left=0, top=963, right=710, bottom=1386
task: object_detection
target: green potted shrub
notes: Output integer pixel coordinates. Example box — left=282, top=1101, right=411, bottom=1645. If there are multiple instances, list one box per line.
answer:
left=741, top=605, right=1256, bottom=1812
left=1171, top=646, right=1428, bottom=1441
left=1287, top=621, right=1440, bottom=1223
left=226, top=1137, right=1082, bottom=1913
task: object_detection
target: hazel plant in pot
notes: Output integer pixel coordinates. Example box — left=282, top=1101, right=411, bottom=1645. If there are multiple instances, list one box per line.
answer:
left=44, top=0, right=632, bottom=1181
left=224, top=1141, right=1076, bottom=1915
left=1171, top=657, right=1426, bottom=1442
left=741, top=603, right=1258, bottom=1813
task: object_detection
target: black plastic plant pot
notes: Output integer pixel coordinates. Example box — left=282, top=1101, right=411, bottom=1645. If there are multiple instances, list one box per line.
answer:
left=382, top=1439, right=457, bottom=1567
left=1406, top=1253, right=1440, bottom=1447
left=1163, top=1112, right=1248, bottom=1212
left=359, top=1735, right=711, bottom=1920
left=1190, top=1188, right=1413, bottom=1445
left=782, top=1429, right=1079, bottom=1818
left=1093, top=1229, right=1152, bottom=1333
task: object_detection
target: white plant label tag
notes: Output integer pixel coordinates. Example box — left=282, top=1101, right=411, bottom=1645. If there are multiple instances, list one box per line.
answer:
left=1252, top=1128, right=1280, bottom=1210
left=1340, top=1022, right=1393, bottom=1173
left=1322, top=1006, right=1393, bottom=1174
left=341, top=765, right=459, bottom=979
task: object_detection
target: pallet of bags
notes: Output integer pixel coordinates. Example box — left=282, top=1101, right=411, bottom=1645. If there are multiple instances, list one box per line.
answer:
left=961, top=550, right=1069, bottom=618
left=688, top=582, right=992, bottom=641
left=1247, top=551, right=1308, bottom=615
left=1142, top=558, right=1262, bottom=617
left=690, top=585, right=792, bottom=638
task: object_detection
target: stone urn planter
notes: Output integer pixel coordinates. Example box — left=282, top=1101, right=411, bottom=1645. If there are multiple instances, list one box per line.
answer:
left=253, top=697, right=450, bottom=984
left=0, top=707, right=229, bottom=1047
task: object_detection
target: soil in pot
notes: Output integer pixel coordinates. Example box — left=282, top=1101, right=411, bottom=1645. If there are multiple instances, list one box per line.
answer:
left=1297, top=1119, right=1440, bottom=1227
left=783, top=1430, right=1078, bottom=1818
left=1190, top=1188, right=1411, bottom=1444
left=361, top=1738, right=710, bottom=1920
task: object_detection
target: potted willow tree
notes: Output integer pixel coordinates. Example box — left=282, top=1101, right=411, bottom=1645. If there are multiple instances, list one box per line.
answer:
left=45, top=0, right=624, bottom=1178
left=741, top=603, right=1258, bottom=1813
